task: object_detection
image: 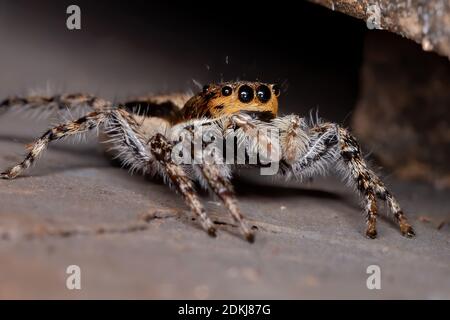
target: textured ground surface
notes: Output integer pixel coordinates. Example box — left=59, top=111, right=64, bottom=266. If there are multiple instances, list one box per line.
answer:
left=0, top=114, right=449, bottom=299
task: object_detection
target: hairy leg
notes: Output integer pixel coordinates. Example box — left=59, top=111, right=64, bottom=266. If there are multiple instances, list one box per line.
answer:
left=270, top=115, right=414, bottom=238
left=338, top=127, right=415, bottom=237
left=0, top=109, right=149, bottom=179
left=283, top=121, right=340, bottom=179
left=197, top=162, right=254, bottom=242
left=170, top=117, right=255, bottom=241
left=195, top=121, right=254, bottom=241
left=149, top=133, right=216, bottom=236
left=272, top=114, right=309, bottom=165
left=0, top=93, right=111, bottom=116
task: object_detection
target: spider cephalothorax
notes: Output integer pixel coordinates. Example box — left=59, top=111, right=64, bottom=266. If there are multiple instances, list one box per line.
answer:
left=181, top=81, right=280, bottom=121
left=0, top=81, right=415, bottom=242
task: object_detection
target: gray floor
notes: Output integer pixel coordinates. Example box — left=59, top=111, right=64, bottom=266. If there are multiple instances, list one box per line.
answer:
left=0, top=114, right=449, bottom=299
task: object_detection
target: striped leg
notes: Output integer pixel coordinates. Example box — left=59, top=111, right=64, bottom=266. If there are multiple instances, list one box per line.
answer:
left=102, top=109, right=152, bottom=174
left=0, top=109, right=150, bottom=179
left=198, top=162, right=254, bottom=242
left=284, top=122, right=340, bottom=179
left=338, top=127, right=415, bottom=238
left=275, top=121, right=378, bottom=235
left=272, top=116, right=414, bottom=238
left=149, top=133, right=216, bottom=237
left=272, top=115, right=309, bottom=165
left=193, top=120, right=254, bottom=241
left=0, top=93, right=111, bottom=116
left=368, top=171, right=415, bottom=237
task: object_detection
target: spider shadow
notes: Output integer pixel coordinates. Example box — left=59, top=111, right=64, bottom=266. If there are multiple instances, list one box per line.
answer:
left=230, top=176, right=407, bottom=237
left=235, top=177, right=340, bottom=199
left=232, top=176, right=360, bottom=210
left=231, top=176, right=407, bottom=234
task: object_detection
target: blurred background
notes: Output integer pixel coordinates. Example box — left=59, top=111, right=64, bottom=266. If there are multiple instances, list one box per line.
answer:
left=0, top=1, right=364, bottom=119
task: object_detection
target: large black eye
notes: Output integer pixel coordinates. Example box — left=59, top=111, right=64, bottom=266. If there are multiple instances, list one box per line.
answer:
left=238, top=85, right=254, bottom=103
left=256, top=85, right=271, bottom=103
left=272, top=84, right=280, bottom=97
left=202, top=85, right=210, bottom=93
left=221, top=86, right=232, bottom=96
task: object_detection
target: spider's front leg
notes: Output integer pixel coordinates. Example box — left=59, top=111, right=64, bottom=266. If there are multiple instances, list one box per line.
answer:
left=197, top=161, right=255, bottom=242
left=0, top=109, right=150, bottom=179
left=337, top=126, right=415, bottom=238
left=273, top=115, right=414, bottom=238
left=169, top=119, right=255, bottom=241
left=148, top=133, right=216, bottom=237
left=1, top=111, right=108, bottom=179
left=196, top=122, right=255, bottom=242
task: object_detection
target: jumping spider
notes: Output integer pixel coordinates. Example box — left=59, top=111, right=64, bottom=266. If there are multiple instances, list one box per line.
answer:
left=0, top=81, right=415, bottom=241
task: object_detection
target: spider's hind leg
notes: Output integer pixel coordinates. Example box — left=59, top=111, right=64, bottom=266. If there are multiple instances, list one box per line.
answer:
left=0, top=93, right=111, bottom=117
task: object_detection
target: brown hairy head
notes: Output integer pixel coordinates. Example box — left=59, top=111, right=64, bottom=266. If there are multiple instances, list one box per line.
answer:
left=182, top=81, right=280, bottom=121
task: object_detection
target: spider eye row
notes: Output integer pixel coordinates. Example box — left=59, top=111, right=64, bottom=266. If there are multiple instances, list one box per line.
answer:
left=218, top=84, right=280, bottom=103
